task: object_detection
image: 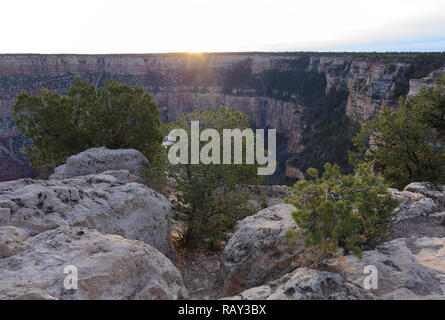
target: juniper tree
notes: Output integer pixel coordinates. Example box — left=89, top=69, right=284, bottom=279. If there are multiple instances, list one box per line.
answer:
left=164, top=107, right=265, bottom=247
left=14, top=78, right=163, bottom=179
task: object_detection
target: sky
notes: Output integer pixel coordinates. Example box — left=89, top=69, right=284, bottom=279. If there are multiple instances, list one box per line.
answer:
left=1, top=0, right=445, bottom=53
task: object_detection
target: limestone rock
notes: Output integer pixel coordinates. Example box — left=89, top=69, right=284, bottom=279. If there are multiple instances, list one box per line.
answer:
left=0, top=171, right=174, bottom=258
left=223, top=204, right=305, bottom=296
left=329, top=237, right=445, bottom=299
left=226, top=236, right=445, bottom=300
left=226, top=267, right=370, bottom=300
left=49, top=147, right=148, bottom=180
left=285, top=161, right=305, bottom=180
left=266, top=268, right=369, bottom=300
left=390, top=182, right=444, bottom=221
left=408, top=67, right=445, bottom=96
left=0, top=226, right=29, bottom=258
left=404, top=182, right=445, bottom=210
left=0, top=227, right=188, bottom=300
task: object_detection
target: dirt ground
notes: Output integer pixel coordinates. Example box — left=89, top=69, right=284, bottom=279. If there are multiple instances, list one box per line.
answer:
left=173, top=248, right=225, bottom=300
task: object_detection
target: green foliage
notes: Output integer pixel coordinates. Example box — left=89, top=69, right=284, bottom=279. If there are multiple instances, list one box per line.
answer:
left=286, top=163, right=400, bottom=259
left=165, top=107, right=264, bottom=247
left=351, top=76, right=445, bottom=189
left=258, top=195, right=268, bottom=209
left=144, top=150, right=169, bottom=192
left=13, top=77, right=164, bottom=182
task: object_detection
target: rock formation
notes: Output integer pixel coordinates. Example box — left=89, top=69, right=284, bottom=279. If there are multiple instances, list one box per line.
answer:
left=391, top=182, right=444, bottom=221
left=408, top=67, right=445, bottom=96
left=0, top=170, right=174, bottom=258
left=0, top=148, right=187, bottom=300
left=0, top=226, right=187, bottom=300
left=49, top=147, right=148, bottom=180
left=223, top=204, right=306, bottom=296
left=228, top=236, right=445, bottom=300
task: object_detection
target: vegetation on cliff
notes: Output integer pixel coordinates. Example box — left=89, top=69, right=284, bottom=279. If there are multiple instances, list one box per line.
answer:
left=13, top=78, right=163, bottom=177
left=164, top=107, right=264, bottom=247
left=351, top=76, right=445, bottom=189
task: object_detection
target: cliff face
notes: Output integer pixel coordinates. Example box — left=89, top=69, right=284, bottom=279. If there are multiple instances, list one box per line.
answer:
left=0, top=53, right=444, bottom=182
left=408, top=67, right=445, bottom=96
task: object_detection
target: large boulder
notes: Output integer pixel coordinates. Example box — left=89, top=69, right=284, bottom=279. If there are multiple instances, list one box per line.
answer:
left=390, top=182, right=444, bottom=221
left=0, top=170, right=174, bottom=258
left=227, top=236, right=445, bottom=300
left=0, top=226, right=188, bottom=300
left=49, top=147, right=148, bottom=180
left=223, top=204, right=306, bottom=296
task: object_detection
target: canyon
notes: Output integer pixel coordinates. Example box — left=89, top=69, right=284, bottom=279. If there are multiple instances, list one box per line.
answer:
left=1, top=53, right=444, bottom=182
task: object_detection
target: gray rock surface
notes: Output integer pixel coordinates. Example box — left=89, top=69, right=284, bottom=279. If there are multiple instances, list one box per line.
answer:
left=329, top=237, right=445, bottom=299
left=0, top=170, right=174, bottom=258
left=228, top=236, right=445, bottom=300
left=223, top=204, right=306, bottom=296
left=0, top=226, right=29, bottom=258
left=390, top=182, right=444, bottom=221
left=0, top=227, right=188, bottom=300
left=49, top=147, right=148, bottom=180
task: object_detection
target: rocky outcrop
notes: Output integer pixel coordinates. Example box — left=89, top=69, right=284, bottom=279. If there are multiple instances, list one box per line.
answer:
left=390, top=182, right=444, bottom=221
left=0, top=170, right=174, bottom=258
left=285, top=161, right=305, bottom=180
left=0, top=226, right=188, bottom=300
left=408, top=67, right=445, bottom=96
left=309, top=56, right=408, bottom=124
left=225, top=267, right=370, bottom=300
left=227, top=236, right=445, bottom=300
left=49, top=147, right=148, bottom=180
left=223, top=204, right=306, bottom=296
left=328, top=237, right=445, bottom=299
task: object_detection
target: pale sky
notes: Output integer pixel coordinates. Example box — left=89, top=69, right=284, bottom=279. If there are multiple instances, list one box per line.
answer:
left=1, top=0, right=445, bottom=53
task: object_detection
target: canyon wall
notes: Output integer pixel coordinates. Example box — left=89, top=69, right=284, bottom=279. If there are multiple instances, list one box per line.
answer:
left=0, top=53, right=444, bottom=182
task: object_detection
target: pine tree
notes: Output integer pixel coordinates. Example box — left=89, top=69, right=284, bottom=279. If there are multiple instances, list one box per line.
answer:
left=286, top=163, right=400, bottom=260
